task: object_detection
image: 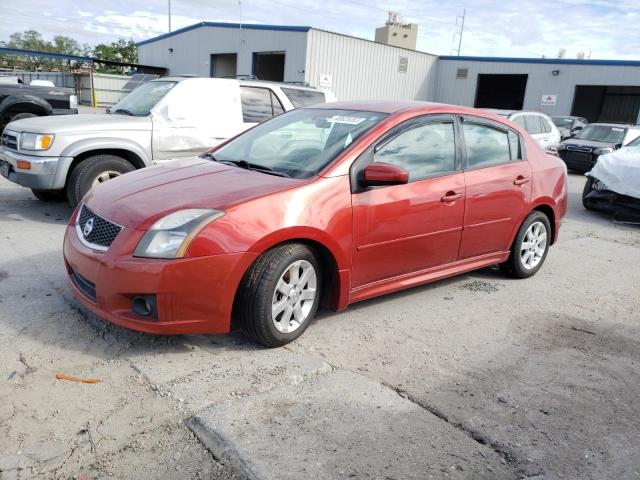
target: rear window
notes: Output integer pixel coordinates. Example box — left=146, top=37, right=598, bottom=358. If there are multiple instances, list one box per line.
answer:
left=281, top=88, right=326, bottom=108
left=240, top=87, right=284, bottom=123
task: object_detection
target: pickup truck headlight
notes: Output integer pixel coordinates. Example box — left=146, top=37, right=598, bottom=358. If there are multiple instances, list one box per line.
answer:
left=594, top=147, right=614, bottom=155
left=133, top=209, right=224, bottom=259
left=19, top=133, right=55, bottom=151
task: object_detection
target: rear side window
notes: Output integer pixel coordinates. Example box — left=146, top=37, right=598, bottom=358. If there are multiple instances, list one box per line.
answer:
left=375, top=122, right=456, bottom=181
left=463, top=123, right=512, bottom=169
left=524, top=115, right=543, bottom=135
left=540, top=117, right=553, bottom=133
left=240, top=87, right=283, bottom=122
left=512, top=116, right=526, bottom=129
left=281, top=88, right=326, bottom=108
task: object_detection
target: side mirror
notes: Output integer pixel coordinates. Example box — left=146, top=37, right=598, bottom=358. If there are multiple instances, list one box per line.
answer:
left=571, top=125, right=583, bottom=133
left=361, top=162, right=409, bottom=187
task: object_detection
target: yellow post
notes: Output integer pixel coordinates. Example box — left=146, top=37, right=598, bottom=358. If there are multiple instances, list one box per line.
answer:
left=89, top=62, right=97, bottom=108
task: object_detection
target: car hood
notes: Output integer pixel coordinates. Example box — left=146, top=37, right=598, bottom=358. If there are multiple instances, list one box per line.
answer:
left=561, top=139, right=615, bottom=149
left=7, top=114, right=151, bottom=134
left=83, top=157, right=303, bottom=229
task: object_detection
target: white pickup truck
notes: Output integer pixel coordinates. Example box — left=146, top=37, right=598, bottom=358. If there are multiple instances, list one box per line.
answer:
left=0, top=77, right=335, bottom=206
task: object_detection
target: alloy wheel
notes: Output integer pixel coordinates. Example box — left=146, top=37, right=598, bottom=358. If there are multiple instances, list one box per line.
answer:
left=520, top=221, right=548, bottom=270
left=92, top=170, right=122, bottom=187
left=271, top=259, right=317, bottom=334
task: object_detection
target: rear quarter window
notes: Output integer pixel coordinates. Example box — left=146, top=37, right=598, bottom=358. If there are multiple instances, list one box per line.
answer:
left=281, top=88, right=326, bottom=108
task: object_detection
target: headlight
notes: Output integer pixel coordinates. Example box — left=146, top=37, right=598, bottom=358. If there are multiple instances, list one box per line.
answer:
left=133, top=209, right=224, bottom=259
left=69, top=94, right=78, bottom=109
left=594, top=147, right=613, bottom=155
left=19, top=133, right=55, bottom=151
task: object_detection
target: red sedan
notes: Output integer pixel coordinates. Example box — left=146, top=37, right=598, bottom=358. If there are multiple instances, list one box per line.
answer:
left=63, top=101, right=567, bottom=347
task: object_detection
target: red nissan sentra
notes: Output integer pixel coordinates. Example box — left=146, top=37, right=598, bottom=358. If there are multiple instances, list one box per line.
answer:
left=63, top=101, right=567, bottom=347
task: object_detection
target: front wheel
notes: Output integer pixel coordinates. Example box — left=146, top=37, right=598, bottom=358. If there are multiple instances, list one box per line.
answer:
left=66, top=155, right=135, bottom=208
left=237, top=243, right=321, bottom=347
left=502, top=211, right=551, bottom=279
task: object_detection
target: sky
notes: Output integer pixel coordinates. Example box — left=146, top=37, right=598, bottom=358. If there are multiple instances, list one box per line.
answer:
left=1, top=0, right=639, bottom=59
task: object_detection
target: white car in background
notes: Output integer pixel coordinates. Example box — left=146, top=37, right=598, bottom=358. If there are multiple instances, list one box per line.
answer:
left=486, top=109, right=562, bottom=149
left=0, top=77, right=336, bottom=206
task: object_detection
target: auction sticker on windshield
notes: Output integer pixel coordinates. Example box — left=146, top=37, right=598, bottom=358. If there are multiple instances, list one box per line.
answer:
left=329, top=116, right=365, bottom=125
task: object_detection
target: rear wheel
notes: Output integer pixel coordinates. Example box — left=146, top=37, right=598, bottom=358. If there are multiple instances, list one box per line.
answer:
left=66, top=155, right=135, bottom=208
left=31, top=189, right=66, bottom=202
left=582, top=177, right=595, bottom=210
left=237, top=243, right=321, bottom=347
left=502, top=211, right=551, bottom=279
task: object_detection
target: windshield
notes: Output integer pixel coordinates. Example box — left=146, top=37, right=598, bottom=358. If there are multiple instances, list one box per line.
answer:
left=573, top=125, right=626, bottom=143
left=552, top=117, right=573, bottom=127
left=628, top=136, right=640, bottom=147
left=211, top=109, right=388, bottom=178
left=110, top=81, right=176, bottom=116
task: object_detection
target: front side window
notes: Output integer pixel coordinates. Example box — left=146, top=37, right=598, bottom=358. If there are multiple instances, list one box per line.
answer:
left=110, top=81, right=176, bottom=116
left=213, top=109, right=387, bottom=178
left=282, top=88, right=326, bottom=108
left=240, top=87, right=281, bottom=123
left=374, top=122, right=456, bottom=181
left=463, top=123, right=512, bottom=169
left=524, top=115, right=543, bottom=135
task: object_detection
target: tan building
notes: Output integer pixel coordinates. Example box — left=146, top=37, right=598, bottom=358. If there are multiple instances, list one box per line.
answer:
left=374, top=12, right=418, bottom=50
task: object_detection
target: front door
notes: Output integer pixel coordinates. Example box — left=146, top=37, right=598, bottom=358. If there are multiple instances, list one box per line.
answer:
left=458, top=116, right=532, bottom=259
left=351, top=116, right=465, bottom=287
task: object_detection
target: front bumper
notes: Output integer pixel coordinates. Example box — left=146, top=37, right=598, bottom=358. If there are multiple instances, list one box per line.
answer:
left=584, top=188, right=640, bottom=218
left=63, top=220, right=257, bottom=335
left=558, top=150, right=597, bottom=173
left=0, top=145, right=71, bottom=189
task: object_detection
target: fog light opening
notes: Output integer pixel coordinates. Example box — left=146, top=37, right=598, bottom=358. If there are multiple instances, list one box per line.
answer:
left=132, top=295, right=157, bottom=319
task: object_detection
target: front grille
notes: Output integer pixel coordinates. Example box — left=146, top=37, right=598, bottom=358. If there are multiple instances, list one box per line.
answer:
left=76, top=204, right=122, bottom=251
left=71, top=270, right=97, bottom=302
left=562, top=151, right=593, bottom=163
left=1, top=132, right=18, bottom=150
left=566, top=145, right=593, bottom=153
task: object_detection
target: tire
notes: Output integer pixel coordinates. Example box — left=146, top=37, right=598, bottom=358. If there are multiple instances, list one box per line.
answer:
left=66, top=155, right=135, bottom=208
left=502, top=211, right=551, bottom=279
left=31, top=188, right=66, bottom=202
left=237, top=243, right=321, bottom=347
left=582, top=177, right=595, bottom=210
left=10, top=112, right=38, bottom=122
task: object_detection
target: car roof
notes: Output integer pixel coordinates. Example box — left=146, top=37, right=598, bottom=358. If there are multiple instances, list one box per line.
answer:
left=149, top=76, right=323, bottom=91
left=587, top=123, right=639, bottom=129
left=310, top=100, right=454, bottom=114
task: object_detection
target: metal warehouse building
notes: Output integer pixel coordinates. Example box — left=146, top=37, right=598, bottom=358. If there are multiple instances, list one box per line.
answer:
left=138, top=22, right=640, bottom=124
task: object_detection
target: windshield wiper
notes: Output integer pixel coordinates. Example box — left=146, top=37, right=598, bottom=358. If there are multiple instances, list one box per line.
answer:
left=111, top=108, right=136, bottom=116
left=209, top=158, right=290, bottom=177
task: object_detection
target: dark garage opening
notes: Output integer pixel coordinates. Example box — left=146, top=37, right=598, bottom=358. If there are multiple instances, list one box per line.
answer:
left=474, top=74, right=528, bottom=110
left=253, top=52, right=285, bottom=82
left=210, top=53, right=237, bottom=78
left=572, top=86, right=640, bottom=124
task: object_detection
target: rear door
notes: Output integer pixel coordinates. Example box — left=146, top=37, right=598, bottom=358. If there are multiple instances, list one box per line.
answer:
left=458, top=116, right=532, bottom=259
left=351, top=115, right=465, bottom=287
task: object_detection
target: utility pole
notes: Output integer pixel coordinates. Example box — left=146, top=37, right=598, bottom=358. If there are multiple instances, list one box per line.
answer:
left=168, top=0, right=172, bottom=32
left=452, top=9, right=465, bottom=56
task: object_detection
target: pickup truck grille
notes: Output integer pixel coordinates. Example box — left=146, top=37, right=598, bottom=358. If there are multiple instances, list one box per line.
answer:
left=1, top=132, right=18, bottom=150
left=76, top=204, right=122, bottom=251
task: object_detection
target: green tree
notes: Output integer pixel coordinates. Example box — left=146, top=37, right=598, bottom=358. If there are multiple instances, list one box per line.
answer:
left=93, top=39, right=138, bottom=74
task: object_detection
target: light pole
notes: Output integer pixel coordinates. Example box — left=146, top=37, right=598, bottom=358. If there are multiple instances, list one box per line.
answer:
left=168, top=0, right=172, bottom=33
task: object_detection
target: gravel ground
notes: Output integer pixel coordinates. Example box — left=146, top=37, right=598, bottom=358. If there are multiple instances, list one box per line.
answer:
left=0, top=172, right=639, bottom=479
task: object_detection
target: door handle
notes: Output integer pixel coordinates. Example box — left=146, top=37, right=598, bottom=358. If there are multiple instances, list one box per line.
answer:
left=513, top=176, right=530, bottom=186
left=441, top=191, right=463, bottom=202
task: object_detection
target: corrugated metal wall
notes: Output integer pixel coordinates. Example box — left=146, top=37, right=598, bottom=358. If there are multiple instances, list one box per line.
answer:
left=78, top=73, right=132, bottom=106
left=435, top=59, right=640, bottom=118
left=305, top=29, right=437, bottom=101
left=138, top=26, right=308, bottom=82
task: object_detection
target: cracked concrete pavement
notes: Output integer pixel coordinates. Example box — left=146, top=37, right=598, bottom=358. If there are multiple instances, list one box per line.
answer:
left=1, top=172, right=639, bottom=479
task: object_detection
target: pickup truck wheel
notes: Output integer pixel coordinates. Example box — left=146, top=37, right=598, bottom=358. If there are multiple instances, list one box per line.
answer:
left=10, top=112, right=38, bottom=122
left=31, top=189, right=66, bottom=202
left=66, top=155, right=135, bottom=208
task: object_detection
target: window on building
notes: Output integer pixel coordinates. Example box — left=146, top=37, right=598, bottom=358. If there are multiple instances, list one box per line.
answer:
left=374, top=122, right=456, bottom=181
left=463, top=123, right=512, bottom=169
left=398, top=57, right=408, bottom=73
left=456, top=68, right=468, bottom=79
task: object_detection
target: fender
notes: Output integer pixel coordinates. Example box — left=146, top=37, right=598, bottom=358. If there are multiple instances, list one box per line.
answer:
left=0, top=94, right=52, bottom=117
left=53, top=137, right=153, bottom=190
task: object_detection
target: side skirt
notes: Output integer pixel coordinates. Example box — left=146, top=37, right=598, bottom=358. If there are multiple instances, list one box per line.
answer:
left=349, top=251, right=511, bottom=305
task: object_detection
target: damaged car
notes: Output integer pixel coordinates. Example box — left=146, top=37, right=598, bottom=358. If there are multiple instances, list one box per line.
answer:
left=583, top=137, right=640, bottom=218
